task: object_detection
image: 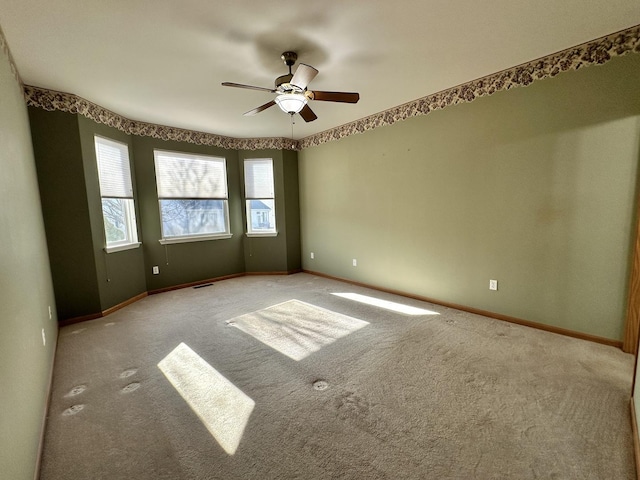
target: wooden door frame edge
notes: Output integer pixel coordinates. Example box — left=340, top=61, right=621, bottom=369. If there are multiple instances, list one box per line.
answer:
left=623, top=181, right=640, bottom=354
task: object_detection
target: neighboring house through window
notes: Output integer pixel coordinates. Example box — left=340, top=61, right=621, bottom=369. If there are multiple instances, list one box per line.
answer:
left=154, top=150, right=231, bottom=243
left=94, top=136, right=140, bottom=253
left=244, top=158, right=276, bottom=236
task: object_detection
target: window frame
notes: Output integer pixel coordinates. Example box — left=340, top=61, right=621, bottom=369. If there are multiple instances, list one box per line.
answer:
left=94, top=135, right=141, bottom=253
left=243, top=158, right=277, bottom=237
left=154, top=150, right=232, bottom=244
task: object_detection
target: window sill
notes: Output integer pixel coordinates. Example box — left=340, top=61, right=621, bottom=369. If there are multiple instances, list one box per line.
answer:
left=159, top=234, right=233, bottom=245
left=104, top=242, right=141, bottom=254
left=246, top=232, right=278, bottom=238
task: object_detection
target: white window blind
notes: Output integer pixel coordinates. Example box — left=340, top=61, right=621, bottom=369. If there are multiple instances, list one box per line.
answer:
left=154, top=150, right=231, bottom=242
left=94, top=136, right=139, bottom=251
left=244, top=158, right=276, bottom=235
left=95, top=136, right=133, bottom=198
left=155, top=151, right=227, bottom=199
left=244, top=159, right=274, bottom=199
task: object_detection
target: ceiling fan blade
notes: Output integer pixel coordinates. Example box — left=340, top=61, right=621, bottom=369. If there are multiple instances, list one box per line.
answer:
left=290, top=63, right=318, bottom=90
left=309, top=91, right=360, bottom=103
left=243, top=100, right=276, bottom=116
left=299, top=104, right=318, bottom=123
left=222, top=82, right=276, bottom=93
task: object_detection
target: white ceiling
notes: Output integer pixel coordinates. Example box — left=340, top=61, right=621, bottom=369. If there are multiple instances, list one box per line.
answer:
left=1, top=1, right=639, bottom=140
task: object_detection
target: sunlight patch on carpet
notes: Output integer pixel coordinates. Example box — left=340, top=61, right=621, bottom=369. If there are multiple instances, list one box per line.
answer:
left=227, top=299, right=369, bottom=361
left=332, top=292, right=440, bottom=316
left=157, top=343, right=254, bottom=455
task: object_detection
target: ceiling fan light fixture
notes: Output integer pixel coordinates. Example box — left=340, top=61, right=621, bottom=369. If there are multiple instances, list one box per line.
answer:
left=275, top=93, right=307, bottom=114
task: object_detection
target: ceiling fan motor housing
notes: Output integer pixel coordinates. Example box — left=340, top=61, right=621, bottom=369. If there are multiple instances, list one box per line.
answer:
left=275, top=73, right=294, bottom=90
left=281, top=51, right=298, bottom=67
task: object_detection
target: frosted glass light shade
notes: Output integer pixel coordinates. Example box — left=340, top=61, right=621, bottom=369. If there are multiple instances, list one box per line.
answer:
left=275, top=93, right=307, bottom=114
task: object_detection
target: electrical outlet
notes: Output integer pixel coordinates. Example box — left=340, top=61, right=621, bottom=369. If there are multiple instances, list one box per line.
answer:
left=152, top=266, right=159, bottom=275
left=310, top=252, right=315, bottom=259
left=489, top=279, right=498, bottom=291
left=352, top=259, right=357, bottom=267
left=41, top=328, right=46, bottom=346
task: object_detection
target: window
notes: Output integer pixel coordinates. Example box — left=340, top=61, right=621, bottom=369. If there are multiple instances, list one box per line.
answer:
left=154, top=150, right=231, bottom=243
left=244, top=158, right=276, bottom=236
left=94, top=136, right=140, bottom=253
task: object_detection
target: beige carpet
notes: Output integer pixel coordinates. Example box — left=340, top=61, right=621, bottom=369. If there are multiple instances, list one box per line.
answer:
left=40, top=273, right=636, bottom=479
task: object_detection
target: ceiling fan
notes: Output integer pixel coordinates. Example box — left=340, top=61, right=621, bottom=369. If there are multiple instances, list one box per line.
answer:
left=222, top=51, right=360, bottom=123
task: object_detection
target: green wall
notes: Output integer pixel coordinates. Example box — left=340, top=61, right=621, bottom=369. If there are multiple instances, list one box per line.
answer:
left=28, top=113, right=301, bottom=316
left=77, top=117, right=147, bottom=308
left=238, top=149, right=302, bottom=273
left=299, top=53, right=640, bottom=341
left=29, top=109, right=102, bottom=318
left=284, top=148, right=302, bottom=272
left=133, top=136, right=246, bottom=290
left=29, top=111, right=149, bottom=318
left=0, top=44, right=58, bottom=479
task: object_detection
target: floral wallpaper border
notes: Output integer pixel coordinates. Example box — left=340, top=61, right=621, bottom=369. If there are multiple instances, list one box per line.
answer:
left=300, top=24, right=640, bottom=149
left=23, top=86, right=298, bottom=151
left=21, top=24, right=640, bottom=151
